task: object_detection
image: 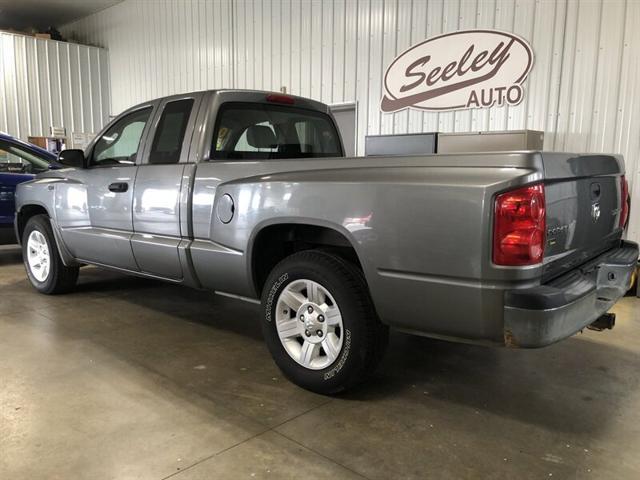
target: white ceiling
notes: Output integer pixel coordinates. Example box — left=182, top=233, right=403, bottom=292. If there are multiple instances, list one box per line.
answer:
left=0, top=0, right=122, bottom=31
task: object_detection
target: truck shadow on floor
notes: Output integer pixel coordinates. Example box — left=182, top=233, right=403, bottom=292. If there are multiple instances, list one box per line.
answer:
left=4, top=257, right=638, bottom=437
left=0, top=245, right=22, bottom=266
left=82, top=267, right=639, bottom=437
left=347, top=328, right=639, bottom=435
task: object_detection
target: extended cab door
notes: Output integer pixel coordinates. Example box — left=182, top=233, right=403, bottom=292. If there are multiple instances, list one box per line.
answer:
left=130, top=93, right=203, bottom=279
left=56, top=103, right=156, bottom=270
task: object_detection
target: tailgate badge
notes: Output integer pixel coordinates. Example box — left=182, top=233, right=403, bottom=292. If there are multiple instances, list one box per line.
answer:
left=591, top=203, right=601, bottom=223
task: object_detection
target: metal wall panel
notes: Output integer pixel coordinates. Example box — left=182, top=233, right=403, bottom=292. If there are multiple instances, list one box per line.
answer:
left=0, top=32, right=109, bottom=140
left=61, top=0, right=640, bottom=242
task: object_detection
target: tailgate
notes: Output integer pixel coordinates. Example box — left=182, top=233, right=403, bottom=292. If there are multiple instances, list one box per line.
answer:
left=542, top=153, right=625, bottom=281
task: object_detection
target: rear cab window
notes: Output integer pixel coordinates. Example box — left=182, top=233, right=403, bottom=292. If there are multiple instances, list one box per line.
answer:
left=212, top=103, right=342, bottom=160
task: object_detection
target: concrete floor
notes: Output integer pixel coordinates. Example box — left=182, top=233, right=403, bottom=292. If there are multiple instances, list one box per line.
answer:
left=1, top=245, right=639, bottom=479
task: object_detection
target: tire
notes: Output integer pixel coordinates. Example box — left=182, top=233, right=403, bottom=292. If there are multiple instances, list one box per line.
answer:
left=22, top=214, right=79, bottom=294
left=261, top=250, right=388, bottom=394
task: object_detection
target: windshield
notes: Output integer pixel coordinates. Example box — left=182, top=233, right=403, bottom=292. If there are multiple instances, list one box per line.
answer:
left=212, top=103, right=343, bottom=160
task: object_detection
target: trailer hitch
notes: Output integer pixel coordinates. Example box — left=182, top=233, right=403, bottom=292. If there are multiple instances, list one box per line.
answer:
left=587, top=313, right=616, bottom=332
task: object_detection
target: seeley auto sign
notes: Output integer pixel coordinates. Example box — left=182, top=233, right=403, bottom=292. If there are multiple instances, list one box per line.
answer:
left=380, top=29, right=534, bottom=113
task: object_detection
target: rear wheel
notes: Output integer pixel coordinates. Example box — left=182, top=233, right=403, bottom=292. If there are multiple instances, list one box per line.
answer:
left=22, top=214, right=78, bottom=294
left=261, top=250, right=388, bottom=394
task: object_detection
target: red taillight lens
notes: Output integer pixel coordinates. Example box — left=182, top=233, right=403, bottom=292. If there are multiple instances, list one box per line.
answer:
left=619, top=175, right=629, bottom=229
left=266, top=93, right=295, bottom=105
left=493, top=183, right=546, bottom=266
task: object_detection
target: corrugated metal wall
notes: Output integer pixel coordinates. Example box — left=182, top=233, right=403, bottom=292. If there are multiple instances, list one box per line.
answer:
left=0, top=32, right=109, bottom=140
left=60, top=0, right=640, bottom=242
left=60, top=0, right=234, bottom=116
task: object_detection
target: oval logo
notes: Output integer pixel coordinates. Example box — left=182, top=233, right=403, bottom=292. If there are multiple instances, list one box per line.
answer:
left=381, top=29, right=534, bottom=113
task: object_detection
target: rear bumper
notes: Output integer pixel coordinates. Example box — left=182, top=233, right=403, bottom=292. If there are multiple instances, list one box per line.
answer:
left=503, top=241, right=639, bottom=348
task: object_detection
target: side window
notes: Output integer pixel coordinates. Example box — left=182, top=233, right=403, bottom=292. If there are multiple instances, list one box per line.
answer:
left=149, top=99, right=194, bottom=164
left=0, top=143, right=50, bottom=174
left=91, top=107, right=152, bottom=167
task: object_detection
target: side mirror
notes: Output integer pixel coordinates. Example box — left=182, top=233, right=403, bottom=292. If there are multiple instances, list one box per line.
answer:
left=57, top=149, right=87, bottom=169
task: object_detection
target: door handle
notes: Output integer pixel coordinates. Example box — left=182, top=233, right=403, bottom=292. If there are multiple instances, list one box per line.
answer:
left=108, top=182, right=129, bottom=193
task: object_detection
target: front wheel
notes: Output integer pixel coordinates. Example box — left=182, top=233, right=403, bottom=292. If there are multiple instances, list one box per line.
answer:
left=22, top=214, right=79, bottom=294
left=261, top=250, right=388, bottom=394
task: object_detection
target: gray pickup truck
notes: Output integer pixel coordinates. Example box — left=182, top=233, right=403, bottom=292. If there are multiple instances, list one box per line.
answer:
left=15, top=90, right=638, bottom=393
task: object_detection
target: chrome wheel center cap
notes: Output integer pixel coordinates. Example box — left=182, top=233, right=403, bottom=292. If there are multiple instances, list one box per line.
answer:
left=299, top=302, right=326, bottom=343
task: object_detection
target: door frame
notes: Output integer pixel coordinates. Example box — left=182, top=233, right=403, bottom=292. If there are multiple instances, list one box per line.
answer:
left=56, top=100, right=159, bottom=270
left=128, top=92, right=206, bottom=280
left=137, top=92, right=206, bottom=167
left=84, top=99, right=160, bottom=169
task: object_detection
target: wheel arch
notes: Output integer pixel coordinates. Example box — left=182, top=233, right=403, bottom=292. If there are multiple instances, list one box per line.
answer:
left=15, top=203, right=51, bottom=245
left=16, top=203, right=78, bottom=266
left=248, top=219, right=368, bottom=298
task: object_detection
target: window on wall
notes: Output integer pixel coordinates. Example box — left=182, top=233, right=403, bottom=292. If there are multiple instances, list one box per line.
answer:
left=91, top=107, right=152, bottom=166
left=149, top=99, right=194, bottom=164
left=212, top=103, right=343, bottom=160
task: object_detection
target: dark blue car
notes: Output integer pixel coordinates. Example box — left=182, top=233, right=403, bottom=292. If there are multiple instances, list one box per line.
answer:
left=0, top=133, right=58, bottom=244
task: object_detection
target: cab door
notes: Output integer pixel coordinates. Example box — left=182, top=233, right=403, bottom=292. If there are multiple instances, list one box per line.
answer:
left=56, top=103, right=156, bottom=270
left=0, top=140, right=50, bottom=227
left=130, top=93, right=203, bottom=279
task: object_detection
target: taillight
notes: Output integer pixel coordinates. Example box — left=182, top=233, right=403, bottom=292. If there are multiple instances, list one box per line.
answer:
left=619, top=175, right=629, bottom=229
left=266, top=93, right=295, bottom=105
left=493, top=183, right=546, bottom=266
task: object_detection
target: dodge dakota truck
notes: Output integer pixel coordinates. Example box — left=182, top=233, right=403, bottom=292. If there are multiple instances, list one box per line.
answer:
left=15, top=90, right=638, bottom=394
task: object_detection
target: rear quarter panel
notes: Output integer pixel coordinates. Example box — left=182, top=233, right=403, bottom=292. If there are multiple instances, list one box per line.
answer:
left=192, top=153, right=544, bottom=342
